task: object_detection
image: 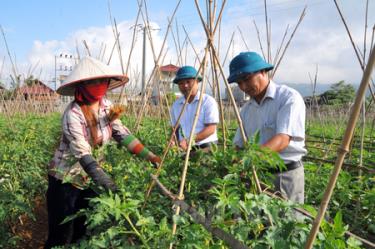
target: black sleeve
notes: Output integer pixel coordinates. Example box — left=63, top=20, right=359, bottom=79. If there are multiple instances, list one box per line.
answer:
left=79, top=155, right=118, bottom=192
left=175, top=125, right=181, bottom=141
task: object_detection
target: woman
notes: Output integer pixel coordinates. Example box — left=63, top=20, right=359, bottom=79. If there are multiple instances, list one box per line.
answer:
left=45, top=57, right=161, bottom=248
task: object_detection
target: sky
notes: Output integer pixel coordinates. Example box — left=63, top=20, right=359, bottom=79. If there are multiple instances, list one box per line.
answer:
left=0, top=0, right=374, bottom=93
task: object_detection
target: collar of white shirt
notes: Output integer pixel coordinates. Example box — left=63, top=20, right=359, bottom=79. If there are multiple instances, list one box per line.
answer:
left=178, top=91, right=202, bottom=104
left=249, top=80, right=277, bottom=105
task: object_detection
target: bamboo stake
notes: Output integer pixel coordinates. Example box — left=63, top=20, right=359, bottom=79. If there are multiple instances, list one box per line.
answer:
left=272, top=24, right=289, bottom=66
left=107, top=32, right=121, bottom=65
left=142, top=75, right=198, bottom=208
left=271, top=6, right=306, bottom=78
left=0, top=25, right=19, bottom=85
left=170, top=46, right=210, bottom=247
left=0, top=55, right=5, bottom=79
left=82, top=40, right=91, bottom=57
left=118, top=2, right=142, bottom=102
left=354, top=0, right=370, bottom=226
left=370, top=24, right=375, bottom=55
left=207, top=4, right=227, bottom=149
left=74, top=39, right=81, bottom=60
left=264, top=0, right=270, bottom=63
left=134, top=0, right=182, bottom=132
left=182, top=26, right=202, bottom=65
left=98, top=42, right=104, bottom=60
left=151, top=175, right=249, bottom=249
left=304, top=43, right=375, bottom=249
left=210, top=48, right=227, bottom=149
left=194, top=0, right=262, bottom=193
left=141, top=0, right=158, bottom=62
left=308, top=65, right=326, bottom=145
left=333, top=0, right=375, bottom=103
left=113, top=19, right=125, bottom=74
left=142, top=43, right=203, bottom=207
left=208, top=0, right=216, bottom=99
left=170, top=19, right=183, bottom=66
left=363, top=0, right=369, bottom=63
left=253, top=20, right=266, bottom=59
left=175, top=19, right=183, bottom=66
left=237, top=26, right=249, bottom=51
left=101, top=44, right=107, bottom=61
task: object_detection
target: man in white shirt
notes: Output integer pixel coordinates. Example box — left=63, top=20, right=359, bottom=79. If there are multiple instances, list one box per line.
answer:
left=228, top=52, right=307, bottom=203
left=170, top=66, right=219, bottom=151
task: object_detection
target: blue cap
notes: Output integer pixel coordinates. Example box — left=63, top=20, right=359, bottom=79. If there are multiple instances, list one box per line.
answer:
left=173, top=66, right=202, bottom=84
left=228, top=52, right=273, bottom=83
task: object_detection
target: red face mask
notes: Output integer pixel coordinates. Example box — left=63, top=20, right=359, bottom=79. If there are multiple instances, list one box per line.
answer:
left=75, top=80, right=109, bottom=104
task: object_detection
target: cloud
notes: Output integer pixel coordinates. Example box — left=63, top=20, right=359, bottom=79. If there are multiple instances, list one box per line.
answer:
left=24, top=20, right=166, bottom=91
left=2, top=0, right=374, bottom=92
left=218, top=0, right=374, bottom=84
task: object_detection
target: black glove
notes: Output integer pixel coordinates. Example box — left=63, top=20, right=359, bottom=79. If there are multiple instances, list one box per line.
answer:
left=79, top=155, right=118, bottom=192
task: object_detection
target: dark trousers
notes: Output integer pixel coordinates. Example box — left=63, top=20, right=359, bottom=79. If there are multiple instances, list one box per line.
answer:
left=44, top=175, right=97, bottom=249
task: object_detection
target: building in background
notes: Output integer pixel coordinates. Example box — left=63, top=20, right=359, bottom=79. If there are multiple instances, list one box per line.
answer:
left=151, top=64, right=180, bottom=105
left=17, top=80, right=58, bottom=101
left=225, top=84, right=249, bottom=106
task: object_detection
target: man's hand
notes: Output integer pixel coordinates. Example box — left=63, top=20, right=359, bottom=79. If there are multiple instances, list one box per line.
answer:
left=169, top=139, right=176, bottom=147
left=179, top=139, right=188, bottom=151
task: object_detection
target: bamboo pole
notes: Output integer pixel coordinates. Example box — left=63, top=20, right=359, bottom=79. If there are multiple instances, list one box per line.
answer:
left=117, top=1, right=142, bottom=102
left=151, top=175, right=249, bottom=249
left=264, top=0, right=270, bottom=63
left=207, top=0, right=227, bottom=149
left=253, top=20, right=266, bottom=60
left=354, top=0, right=370, bottom=225
left=0, top=25, right=19, bottom=86
left=271, top=6, right=306, bottom=78
left=237, top=26, right=249, bottom=51
left=304, top=44, right=375, bottom=249
left=194, top=0, right=262, bottom=193
left=272, top=24, right=289, bottom=66
left=170, top=46, right=210, bottom=247
left=134, top=0, right=181, bottom=132
left=142, top=61, right=205, bottom=208
left=333, top=0, right=375, bottom=103
left=363, top=0, right=369, bottom=63
left=82, top=40, right=91, bottom=57
left=211, top=48, right=227, bottom=149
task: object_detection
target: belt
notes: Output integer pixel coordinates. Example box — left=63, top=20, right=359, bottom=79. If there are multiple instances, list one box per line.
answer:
left=192, top=141, right=216, bottom=151
left=270, top=160, right=302, bottom=174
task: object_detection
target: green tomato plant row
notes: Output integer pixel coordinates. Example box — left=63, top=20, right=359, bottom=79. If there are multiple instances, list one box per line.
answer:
left=0, top=114, right=372, bottom=248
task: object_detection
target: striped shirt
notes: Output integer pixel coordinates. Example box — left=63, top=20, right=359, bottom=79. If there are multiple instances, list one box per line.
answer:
left=48, top=99, right=131, bottom=189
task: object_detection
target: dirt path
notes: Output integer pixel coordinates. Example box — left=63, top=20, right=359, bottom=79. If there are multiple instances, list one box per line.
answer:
left=14, top=196, right=48, bottom=249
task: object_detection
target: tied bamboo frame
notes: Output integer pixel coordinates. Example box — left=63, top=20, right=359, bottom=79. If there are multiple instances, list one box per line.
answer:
left=304, top=45, right=375, bottom=249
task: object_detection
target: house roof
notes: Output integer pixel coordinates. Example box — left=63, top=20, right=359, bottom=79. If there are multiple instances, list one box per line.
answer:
left=17, top=80, right=55, bottom=94
left=160, top=64, right=180, bottom=73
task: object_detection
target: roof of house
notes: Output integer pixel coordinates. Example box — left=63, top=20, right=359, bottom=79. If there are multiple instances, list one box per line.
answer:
left=160, top=64, right=180, bottom=73
left=17, top=80, right=55, bottom=94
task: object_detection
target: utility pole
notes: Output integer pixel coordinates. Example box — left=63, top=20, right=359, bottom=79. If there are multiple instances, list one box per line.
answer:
left=142, top=25, right=147, bottom=95
left=54, top=55, right=57, bottom=91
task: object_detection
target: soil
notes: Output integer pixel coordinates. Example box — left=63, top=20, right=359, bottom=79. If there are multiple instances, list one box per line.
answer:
left=12, top=196, right=48, bottom=249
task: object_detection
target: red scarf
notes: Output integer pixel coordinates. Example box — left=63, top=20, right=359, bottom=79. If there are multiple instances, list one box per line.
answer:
left=75, top=81, right=109, bottom=104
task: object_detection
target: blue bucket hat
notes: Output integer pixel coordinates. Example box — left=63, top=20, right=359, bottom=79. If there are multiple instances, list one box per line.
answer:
left=173, top=66, right=202, bottom=84
left=228, top=52, right=274, bottom=83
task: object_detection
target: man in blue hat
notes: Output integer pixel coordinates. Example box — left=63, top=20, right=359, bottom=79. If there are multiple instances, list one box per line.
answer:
left=228, top=52, right=307, bottom=203
left=170, top=66, right=219, bottom=151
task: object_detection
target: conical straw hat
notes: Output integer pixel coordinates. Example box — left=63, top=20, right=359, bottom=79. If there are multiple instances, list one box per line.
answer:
left=57, top=56, right=129, bottom=96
